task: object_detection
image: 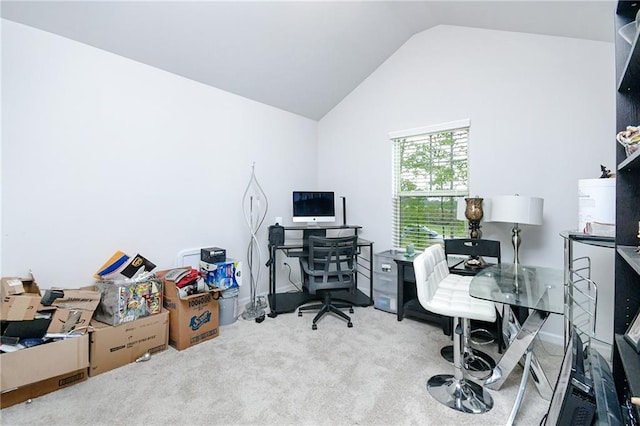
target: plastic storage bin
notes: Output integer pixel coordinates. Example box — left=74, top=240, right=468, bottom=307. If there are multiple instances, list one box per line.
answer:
left=373, top=250, right=400, bottom=314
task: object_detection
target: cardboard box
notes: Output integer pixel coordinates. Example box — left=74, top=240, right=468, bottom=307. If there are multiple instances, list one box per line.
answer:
left=1, top=369, right=87, bottom=409
left=89, top=310, right=169, bottom=376
left=92, top=278, right=163, bottom=325
left=1, top=294, right=43, bottom=321
left=1, top=276, right=41, bottom=297
left=1, top=277, right=27, bottom=296
left=1, top=277, right=43, bottom=321
left=159, top=269, right=219, bottom=351
left=0, top=333, right=89, bottom=393
left=47, top=289, right=100, bottom=334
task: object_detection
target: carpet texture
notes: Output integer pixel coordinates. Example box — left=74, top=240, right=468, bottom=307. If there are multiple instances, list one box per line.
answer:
left=0, top=306, right=562, bottom=425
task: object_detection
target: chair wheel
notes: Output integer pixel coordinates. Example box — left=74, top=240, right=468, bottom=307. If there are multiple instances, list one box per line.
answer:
left=312, top=324, right=317, bottom=330
left=347, top=322, right=353, bottom=328
left=298, top=311, right=302, bottom=317
left=349, top=308, right=354, bottom=313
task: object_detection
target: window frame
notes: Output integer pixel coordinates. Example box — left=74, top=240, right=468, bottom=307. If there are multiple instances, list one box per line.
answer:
left=389, top=119, right=470, bottom=250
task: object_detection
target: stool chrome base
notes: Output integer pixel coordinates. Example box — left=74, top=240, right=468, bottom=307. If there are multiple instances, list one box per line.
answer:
left=440, top=345, right=495, bottom=380
left=427, top=375, right=493, bottom=414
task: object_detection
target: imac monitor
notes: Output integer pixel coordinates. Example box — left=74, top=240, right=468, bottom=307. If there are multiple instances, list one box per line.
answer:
left=292, top=191, right=335, bottom=224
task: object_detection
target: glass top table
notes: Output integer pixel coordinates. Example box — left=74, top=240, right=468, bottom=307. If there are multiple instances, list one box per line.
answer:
left=470, top=263, right=565, bottom=425
left=469, top=264, right=565, bottom=315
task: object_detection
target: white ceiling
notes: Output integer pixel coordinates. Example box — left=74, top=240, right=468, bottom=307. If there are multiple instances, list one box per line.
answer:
left=1, top=1, right=616, bottom=120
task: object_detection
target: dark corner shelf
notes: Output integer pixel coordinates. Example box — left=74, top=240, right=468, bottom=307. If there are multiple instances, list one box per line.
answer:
left=618, top=246, right=640, bottom=275
left=617, top=1, right=640, bottom=19
left=615, top=1, right=640, bottom=415
left=615, top=334, right=640, bottom=395
left=619, top=47, right=640, bottom=93
left=617, top=147, right=640, bottom=170
left=618, top=2, right=640, bottom=93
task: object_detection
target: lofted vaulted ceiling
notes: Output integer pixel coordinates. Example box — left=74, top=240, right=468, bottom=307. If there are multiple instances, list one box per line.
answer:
left=1, top=1, right=616, bottom=120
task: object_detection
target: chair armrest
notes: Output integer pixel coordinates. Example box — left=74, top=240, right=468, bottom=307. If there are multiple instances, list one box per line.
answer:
left=299, top=259, right=323, bottom=277
left=299, top=258, right=310, bottom=273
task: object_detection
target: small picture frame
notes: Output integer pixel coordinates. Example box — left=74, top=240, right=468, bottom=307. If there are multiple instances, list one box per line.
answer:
left=624, top=309, right=640, bottom=353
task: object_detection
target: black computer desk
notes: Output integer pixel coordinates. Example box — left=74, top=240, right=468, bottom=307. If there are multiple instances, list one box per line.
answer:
left=266, top=225, right=374, bottom=317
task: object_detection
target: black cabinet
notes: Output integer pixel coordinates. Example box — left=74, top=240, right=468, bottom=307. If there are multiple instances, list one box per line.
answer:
left=614, top=2, right=640, bottom=421
left=393, top=254, right=452, bottom=336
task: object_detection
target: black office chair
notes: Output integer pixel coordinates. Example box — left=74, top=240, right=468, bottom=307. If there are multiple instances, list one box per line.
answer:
left=442, top=238, right=503, bottom=378
left=298, top=235, right=358, bottom=330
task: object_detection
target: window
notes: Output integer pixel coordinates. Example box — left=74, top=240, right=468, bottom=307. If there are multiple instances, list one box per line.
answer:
left=390, top=120, right=469, bottom=250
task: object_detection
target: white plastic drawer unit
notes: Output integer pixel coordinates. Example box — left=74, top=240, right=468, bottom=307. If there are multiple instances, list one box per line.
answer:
left=373, top=251, right=399, bottom=313
left=373, top=276, right=398, bottom=313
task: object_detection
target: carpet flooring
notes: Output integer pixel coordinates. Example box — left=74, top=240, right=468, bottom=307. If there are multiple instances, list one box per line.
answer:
left=0, top=306, right=563, bottom=425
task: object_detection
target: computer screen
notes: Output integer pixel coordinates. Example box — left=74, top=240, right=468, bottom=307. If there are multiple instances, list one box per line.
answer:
left=292, top=191, right=335, bottom=224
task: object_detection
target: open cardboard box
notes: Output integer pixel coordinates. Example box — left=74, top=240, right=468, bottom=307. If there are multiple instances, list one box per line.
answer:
left=2, top=277, right=30, bottom=296
left=0, top=334, right=89, bottom=408
left=89, top=310, right=169, bottom=376
left=157, top=268, right=220, bottom=351
left=46, top=289, right=101, bottom=334
left=1, top=368, right=87, bottom=409
left=1, top=277, right=44, bottom=321
left=1, top=278, right=95, bottom=408
left=1, top=277, right=100, bottom=334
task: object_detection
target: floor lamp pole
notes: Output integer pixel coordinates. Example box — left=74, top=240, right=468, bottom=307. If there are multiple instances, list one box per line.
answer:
left=241, top=163, right=268, bottom=321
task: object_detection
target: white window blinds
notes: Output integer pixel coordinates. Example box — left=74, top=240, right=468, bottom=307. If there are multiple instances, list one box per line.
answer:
left=391, top=121, right=470, bottom=250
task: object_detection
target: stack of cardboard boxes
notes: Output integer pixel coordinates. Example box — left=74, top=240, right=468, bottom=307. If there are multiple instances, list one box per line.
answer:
left=0, top=267, right=223, bottom=408
left=0, top=277, right=95, bottom=408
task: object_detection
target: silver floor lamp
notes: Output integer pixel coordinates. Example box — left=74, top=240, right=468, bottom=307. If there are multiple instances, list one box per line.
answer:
left=241, top=162, right=269, bottom=321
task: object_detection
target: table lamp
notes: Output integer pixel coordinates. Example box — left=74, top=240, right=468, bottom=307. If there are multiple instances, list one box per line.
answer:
left=456, top=197, right=491, bottom=268
left=488, top=194, right=544, bottom=266
left=456, top=197, right=492, bottom=239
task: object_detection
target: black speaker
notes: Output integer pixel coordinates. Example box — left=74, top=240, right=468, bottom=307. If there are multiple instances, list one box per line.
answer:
left=545, top=330, right=596, bottom=426
left=269, top=225, right=285, bottom=246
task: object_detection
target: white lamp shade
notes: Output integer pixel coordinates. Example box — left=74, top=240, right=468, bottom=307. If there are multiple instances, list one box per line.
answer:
left=488, top=195, right=544, bottom=226
left=456, top=197, right=492, bottom=222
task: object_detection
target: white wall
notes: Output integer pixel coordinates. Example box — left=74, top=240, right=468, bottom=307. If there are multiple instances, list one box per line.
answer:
left=1, top=20, right=318, bottom=307
left=318, top=25, right=616, bottom=343
left=2, top=21, right=618, bottom=343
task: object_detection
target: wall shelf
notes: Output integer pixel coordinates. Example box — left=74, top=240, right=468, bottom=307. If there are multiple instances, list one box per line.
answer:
left=618, top=36, right=640, bottom=92
left=615, top=334, right=640, bottom=397
left=618, top=245, right=640, bottom=275
left=617, top=2, right=640, bottom=92
left=617, top=147, right=640, bottom=171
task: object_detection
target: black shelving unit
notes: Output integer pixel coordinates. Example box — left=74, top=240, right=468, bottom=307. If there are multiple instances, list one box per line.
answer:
left=614, top=2, right=640, bottom=421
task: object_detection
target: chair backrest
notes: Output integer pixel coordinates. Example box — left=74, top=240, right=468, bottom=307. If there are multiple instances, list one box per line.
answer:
left=412, top=244, right=450, bottom=308
left=444, top=238, right=501, bottom=269
left=302, top=235, right=358, bottom=293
